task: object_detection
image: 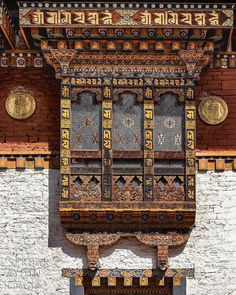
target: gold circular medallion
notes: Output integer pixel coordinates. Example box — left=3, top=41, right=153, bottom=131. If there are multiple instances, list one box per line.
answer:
left=198, top=95, right=228, bottom=125
left=5, top=89, right=36, bottom=120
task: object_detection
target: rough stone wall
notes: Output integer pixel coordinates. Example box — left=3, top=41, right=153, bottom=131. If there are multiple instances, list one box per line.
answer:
left=0, top=169, right=235, bottom=295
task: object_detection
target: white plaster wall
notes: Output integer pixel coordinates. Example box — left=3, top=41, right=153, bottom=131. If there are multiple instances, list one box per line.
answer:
left=172, top=171, right=236, bottom=295
left=0, top=169, right=235, bottom=295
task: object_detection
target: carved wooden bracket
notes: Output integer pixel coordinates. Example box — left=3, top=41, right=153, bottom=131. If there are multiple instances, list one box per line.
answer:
left=179, top=50, right=211, bottom=77
left=87, top=244, right=100, bottom=271
left=42, top=49, right=212, bottom=78
left=66, top=233, right=121, bottom=270
left=136, top=232, right=189, bottom=270
left=43, top=49, right=77, bottom=74
left=66, top=232, right=189, bottom=271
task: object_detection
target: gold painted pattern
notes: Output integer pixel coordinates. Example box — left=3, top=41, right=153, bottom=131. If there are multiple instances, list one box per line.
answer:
left=198, top=95, right=228, bottom=125
left=20, top=8, right=234, bottom=28
left=60, top=80, right=71, bottom=199
left=5, top=88, right=36, bottom=120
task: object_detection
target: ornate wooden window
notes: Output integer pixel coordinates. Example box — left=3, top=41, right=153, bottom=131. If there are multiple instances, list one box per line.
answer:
left=17, top=0, right=233, bottom=288
left=59, top=76, right=196, bottom=270
left=61, top=79, right=191, bottom=203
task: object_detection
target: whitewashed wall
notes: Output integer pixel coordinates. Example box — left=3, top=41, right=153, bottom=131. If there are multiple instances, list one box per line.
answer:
left=0, top=169, right=235, bottom=295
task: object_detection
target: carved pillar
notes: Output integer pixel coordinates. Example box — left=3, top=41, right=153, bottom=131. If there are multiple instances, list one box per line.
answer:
left=87, top=244, right=100, bottom=270
left=102, top=79, right=113, bottom=200
left=157, top=244, right=169, bottom=271
left=143, top=79, right=154, bottom=200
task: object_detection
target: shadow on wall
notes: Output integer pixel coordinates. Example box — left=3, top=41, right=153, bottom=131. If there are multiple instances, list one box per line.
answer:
left=169, top=244, right=189, bottom=258
left=47, top=169, right=87, bottom=266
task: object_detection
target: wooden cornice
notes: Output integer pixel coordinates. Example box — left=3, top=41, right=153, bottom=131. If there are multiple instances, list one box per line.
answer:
left=1, top=149, right=236, bottom=157
left=196, top=150, right=236, bottom=157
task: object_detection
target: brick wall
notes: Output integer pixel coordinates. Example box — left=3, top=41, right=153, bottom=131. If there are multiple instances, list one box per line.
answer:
left=197, top=68, right=236, bottom=150
left=0, top=67, right=235, bottom=152
left=0, top=67, right=60, bottom=152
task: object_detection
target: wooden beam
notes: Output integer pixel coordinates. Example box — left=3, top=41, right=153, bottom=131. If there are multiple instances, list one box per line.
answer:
left=20, top=27, right=30, bottom=49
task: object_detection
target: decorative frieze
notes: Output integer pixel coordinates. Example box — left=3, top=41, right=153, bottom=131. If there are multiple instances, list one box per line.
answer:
left=19, top=6, right=233, bottom=28
left=39, top=39, right=215, bottom=53
left=213, top=53, right=236, bottom=69
left=62, top=268, right=195, bottom=282
left=42, top=49, right=211, bottom=76
left=1, top=51, right=236, bottom=69
left=18, top=2, right=234, bottom=10
left=0, top=51, right=43, bottom=67
left=0, top=154, right=59, bottom=169
left=197, top=158, right=236, bottom=171
left=0, top=152, right=234, bottom=172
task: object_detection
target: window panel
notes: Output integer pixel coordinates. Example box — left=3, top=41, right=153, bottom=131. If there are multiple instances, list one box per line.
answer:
left=154, top=93, right=184, bottom=152
left=71, top=91, right=101, bottom=151
left=113, top=92, right=143, bottom=151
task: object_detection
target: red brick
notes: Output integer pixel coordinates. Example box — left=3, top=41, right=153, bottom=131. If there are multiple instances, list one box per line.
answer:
left=29, top=136, right=39, bottom=143
left=222, top=69, right=236, bottom=75
left=222, top=81, right=236, bottom=90
left=197, top=68, right=236, bottom=150
left=215, top=75, right=236, bottom=80
left=0, top=68, right=60, bottom=152
left=0, top=67, right=235, bottom=153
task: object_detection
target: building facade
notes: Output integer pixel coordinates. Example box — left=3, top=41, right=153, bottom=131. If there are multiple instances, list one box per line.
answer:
left=0, top=1, right=236, bottom=295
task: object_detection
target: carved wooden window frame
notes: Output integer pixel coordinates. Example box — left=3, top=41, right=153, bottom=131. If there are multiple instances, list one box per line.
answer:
left=60, top=76, right=196, bottom=270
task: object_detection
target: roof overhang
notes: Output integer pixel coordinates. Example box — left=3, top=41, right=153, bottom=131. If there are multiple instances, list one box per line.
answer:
left=18, top=2, right=234, bottom=52
left=0, top=1, right=15, bottom=48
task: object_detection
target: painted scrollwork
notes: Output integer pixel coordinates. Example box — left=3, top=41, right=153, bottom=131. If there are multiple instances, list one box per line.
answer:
left=179, top=50, right=211, bottom=76
left=113, top=88, right=143, bottom=102
left=71, top=87, right=102, bottom=101
left=136, top=232, right=189, bottom=270
left=70, top=175, right=101, bottom=201
left=154, top=176, right=185, bottom=201
left=113, top=176, right=143, bottom=201
left=66, top=233, right=121, bottom=270
left=43, top=49, right=77, bottom=73
left=155, top=88, right=185, bottom=102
